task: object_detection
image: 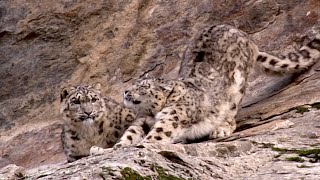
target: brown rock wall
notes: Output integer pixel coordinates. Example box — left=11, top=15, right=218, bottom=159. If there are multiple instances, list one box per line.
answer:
left=0, top=0, right=319, bottom=171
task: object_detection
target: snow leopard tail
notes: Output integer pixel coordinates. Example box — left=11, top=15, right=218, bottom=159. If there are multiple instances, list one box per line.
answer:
left=257, top=35, right=320, bottom=74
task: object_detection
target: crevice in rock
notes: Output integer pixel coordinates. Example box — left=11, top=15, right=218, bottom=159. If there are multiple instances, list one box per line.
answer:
left=138, top=61, right=166, bottom=79
left=158, top=151, right=189, bottom=167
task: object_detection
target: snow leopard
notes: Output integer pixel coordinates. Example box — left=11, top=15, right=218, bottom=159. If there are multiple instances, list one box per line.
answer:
left=60, top=83, right=136, bottom=162
left=113, top=24, right=320, bottom=148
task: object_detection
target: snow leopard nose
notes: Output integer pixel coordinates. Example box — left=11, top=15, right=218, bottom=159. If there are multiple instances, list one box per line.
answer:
left=83, top=106, right=93, bottom=116
left=85, top=110, right=92, bottom=115
left=84, top=110, right=92, bottom=116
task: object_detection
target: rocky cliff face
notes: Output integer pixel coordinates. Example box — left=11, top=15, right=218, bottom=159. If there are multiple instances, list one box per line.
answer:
left=0, top=0, right=319, bottom=179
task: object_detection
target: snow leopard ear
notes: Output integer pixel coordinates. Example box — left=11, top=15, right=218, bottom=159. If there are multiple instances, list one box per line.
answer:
left=135, top=78, right=143, bottom=84
left=158, top=82, right=174, bottom=96
left=92, top=82, right=101, bottom=90
left=135, top=75, right=151, bottom=84
left=60, top=87, right=69, bottom=102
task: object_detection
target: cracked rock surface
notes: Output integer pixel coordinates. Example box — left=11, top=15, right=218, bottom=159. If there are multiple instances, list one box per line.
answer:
left=1, top=109, right=320, bottom=179
left=0, top=0, right=319, bottom=179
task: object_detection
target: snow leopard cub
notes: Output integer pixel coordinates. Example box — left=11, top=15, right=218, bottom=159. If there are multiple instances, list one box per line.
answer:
left=114, top=24, right=320, bottom=148
left=60, top=83, right=136, bottom=162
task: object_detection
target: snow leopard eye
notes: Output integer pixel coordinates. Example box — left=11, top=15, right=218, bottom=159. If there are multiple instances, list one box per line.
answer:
left=141, top=84, right=150, bottom=88
left=91, top=97, right=98, bottom=103
left=139, top=90, right=147, bottom=96
left=70, top=98, right=80, bottom=105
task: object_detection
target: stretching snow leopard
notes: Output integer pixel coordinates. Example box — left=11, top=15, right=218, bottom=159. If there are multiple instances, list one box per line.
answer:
left=60, top=83, right=136, bottom=162
left=114, top=24, right=320, bottom=148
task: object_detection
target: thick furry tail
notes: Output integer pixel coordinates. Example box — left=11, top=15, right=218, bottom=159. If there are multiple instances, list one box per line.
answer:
left=257, top=35, right=320, bottom=74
